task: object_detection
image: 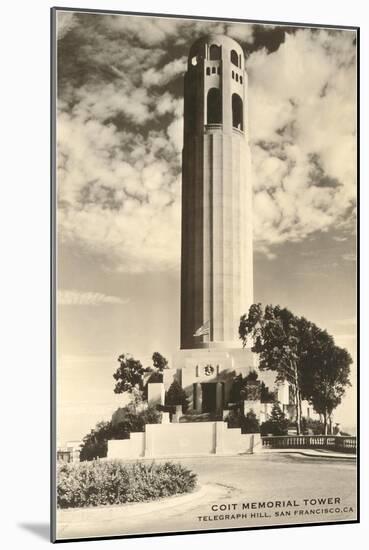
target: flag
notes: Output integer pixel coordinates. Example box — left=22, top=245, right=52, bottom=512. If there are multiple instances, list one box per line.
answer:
left=193, top=320, right=210, bottom=337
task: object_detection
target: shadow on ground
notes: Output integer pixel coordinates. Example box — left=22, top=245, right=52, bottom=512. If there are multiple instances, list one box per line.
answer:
left=18, top=523, right=49, bottom=541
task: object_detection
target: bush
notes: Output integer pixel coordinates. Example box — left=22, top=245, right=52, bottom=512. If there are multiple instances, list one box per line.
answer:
left=260, top=402, right=289, bottom=436
left=112, top=404, right=162, bottom=435
left=225, top=409, right=260, bottom=433
left=80, top=405, right=162, bottom=461
left=165, top=380, right=189, bottom=413
left=79, top=421, right=113, bottom=462
left=241, top=410, right=260, bottom=434
left=301, top=417, right=325, bottom=435
left=57, top=460, right=197, bottom=509
left=260, top=382, right=276, bottom=403
left=229, top=371, right=268, bottom=403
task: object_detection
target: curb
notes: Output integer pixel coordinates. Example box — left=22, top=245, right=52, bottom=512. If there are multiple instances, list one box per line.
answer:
left=262, top=449, right=356, bottom=460
left=57, top=483, right=216, bottom=524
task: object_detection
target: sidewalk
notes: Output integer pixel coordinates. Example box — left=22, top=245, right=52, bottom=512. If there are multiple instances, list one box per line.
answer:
left=57, top=482, right=229, bottom=538
left=262, top=448, right=356, bottom=460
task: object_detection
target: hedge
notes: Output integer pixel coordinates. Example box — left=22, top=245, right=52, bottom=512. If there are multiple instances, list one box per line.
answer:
left=57, top=460, right=197, bottom=509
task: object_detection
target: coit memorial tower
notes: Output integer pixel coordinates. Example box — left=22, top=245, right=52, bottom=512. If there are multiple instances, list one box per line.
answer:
left=180, top=35, right=253, bottom=351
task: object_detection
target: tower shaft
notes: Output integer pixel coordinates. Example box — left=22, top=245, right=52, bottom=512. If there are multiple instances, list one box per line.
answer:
left=181, top=36, right=253, bottom=350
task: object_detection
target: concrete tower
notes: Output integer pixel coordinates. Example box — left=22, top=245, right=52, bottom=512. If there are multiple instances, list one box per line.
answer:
left=180, top=35, right=253, bottom=350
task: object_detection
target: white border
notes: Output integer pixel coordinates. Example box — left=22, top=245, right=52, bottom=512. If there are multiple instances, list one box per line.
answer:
left=1, top=1, right=366, bottom=548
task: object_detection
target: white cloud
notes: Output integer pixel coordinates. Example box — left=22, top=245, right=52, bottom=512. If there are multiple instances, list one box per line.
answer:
left=57, top=18, right=356, bottom=271
left=58, top=290, right=129, bottom=306
left=226, top=22, right=254, bottom=43
left=57, top=11, right=78, bottom=39
left=142, top=58, right=187, bottom=88
left=57, top=108, right=182, bottom=272
left=247, top=29, right=357, bottom=254
left=342, top=253, right=356, bottom=262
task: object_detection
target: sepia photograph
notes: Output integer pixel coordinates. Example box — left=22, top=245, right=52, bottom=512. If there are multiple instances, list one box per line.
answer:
left=51, top=8, right=358, bottom=542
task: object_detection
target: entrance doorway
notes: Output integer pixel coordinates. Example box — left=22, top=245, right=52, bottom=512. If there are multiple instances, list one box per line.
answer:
left=201, top=383, right=217, bottom=413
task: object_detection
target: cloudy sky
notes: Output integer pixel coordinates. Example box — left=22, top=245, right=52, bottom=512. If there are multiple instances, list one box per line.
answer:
left=55, top=10, right=357, bottom=444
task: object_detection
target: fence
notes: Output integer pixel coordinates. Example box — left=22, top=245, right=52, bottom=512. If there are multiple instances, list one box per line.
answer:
left=262, top=435, right=356, bottom=454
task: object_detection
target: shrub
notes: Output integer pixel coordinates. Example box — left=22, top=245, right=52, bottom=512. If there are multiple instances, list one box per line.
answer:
left=229, top=371, right=262, bottom=403
left=165, top=380, right=189, bottom=413
left=301, top=417, right=325, bottom=435
left=225, top=408, right=242, bottom=428
left=112, top=404, right=161, bottom=435
left=260, top=402, right=289, bottom=436
left=241, top=410, right=260, bottom=433
left=80, top=405, right=162, bottom=461
left=260, top=382, right=276, bottom=403
left=79, top=421, right=113, bottom=462
left=57, top=460, right=197, bottom=509
left=225, top=409, right=260, bottom=433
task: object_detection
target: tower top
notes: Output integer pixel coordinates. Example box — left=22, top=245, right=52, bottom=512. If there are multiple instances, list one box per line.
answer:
left=188, top=34, right=245, bottom=70
left=181, top=33, right=253, bottom=349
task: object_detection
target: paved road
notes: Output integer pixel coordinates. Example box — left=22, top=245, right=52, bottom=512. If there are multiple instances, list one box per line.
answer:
left=57, top=453, right=357, bottom=540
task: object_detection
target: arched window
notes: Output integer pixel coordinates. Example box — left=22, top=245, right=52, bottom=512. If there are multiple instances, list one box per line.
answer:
left=206, top=67, right=211, bottom=75
left=209, top=44, right=221, bottom=60
left=207, top=88, right=222, bottom=124
left=230, top=49, right=239, bottom=67
left=232, top=93, right=243, bottom=130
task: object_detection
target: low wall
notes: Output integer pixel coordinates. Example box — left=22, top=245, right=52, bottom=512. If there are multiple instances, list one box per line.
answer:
left=107, top=422, right=261, bottom=459
left=262, top=435, right=356, bottom=454
left=108, top=433, right=145, bottom=459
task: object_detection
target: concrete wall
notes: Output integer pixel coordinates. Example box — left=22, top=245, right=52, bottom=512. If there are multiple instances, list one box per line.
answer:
left=108, top=433, right=145, bottom=459
left=107, top=421, right=261, bottom=459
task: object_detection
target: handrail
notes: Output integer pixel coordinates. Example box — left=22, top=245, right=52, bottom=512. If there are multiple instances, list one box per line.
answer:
left=261, top=435, right=356, bottom=454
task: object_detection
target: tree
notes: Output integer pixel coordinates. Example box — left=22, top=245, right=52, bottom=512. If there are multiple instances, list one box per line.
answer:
left=301, top=338, right=352, bottom=434
left=152, top=352, right=169, bottom=372
left=112, top=402, right=162, bottom=435
left=143, top=352, right=170, bottom=398
left=79, top=421, right=112, bottom=461
left=114, top=351, right=170, bottom=403
left=260, top=382, right=276, bottom=403
left=229, top=370, right=261, bottom=404
left=113, top=354, right=149, bottom=396
left=165, top=380, right=189, bottom=413
left=239, top=304, right=352, bottom=436
left=80, top=404, right=163, bottom=461
left=239, top=304, right=306, bottom=434
left=260, top=402, right=289, bottom=436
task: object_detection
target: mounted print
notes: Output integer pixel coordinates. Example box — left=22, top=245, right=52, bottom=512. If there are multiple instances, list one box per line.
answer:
left=51, top=7, right=359, bottom=542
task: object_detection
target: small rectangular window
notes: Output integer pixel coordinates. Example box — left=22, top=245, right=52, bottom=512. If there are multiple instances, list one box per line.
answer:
left=212, top=66, right=216, bottom=74
left=232, top=70, right=234, bottom=79
left=240, top=76, right=243, bottom=84
left=236, top=73, right=239, bottom=82
left=206, top=67, right=211, bottom=75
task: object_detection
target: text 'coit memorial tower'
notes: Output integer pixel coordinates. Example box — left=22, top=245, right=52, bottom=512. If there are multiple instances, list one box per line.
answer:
left=181, top=35, right=253, bottom=350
